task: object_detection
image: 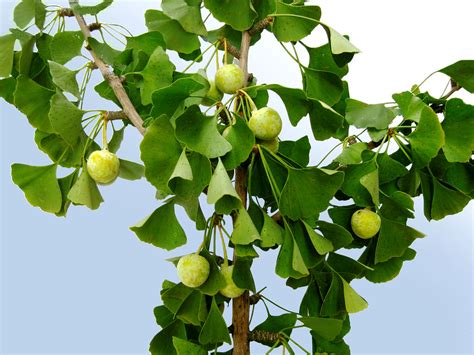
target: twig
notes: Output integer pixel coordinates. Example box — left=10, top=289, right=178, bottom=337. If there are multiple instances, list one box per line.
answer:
left=442, top=80, right=462, bottom=99
left=249, top=17, right=274, bottom=36
left=218, top=39, right=241, bottom=59
left=105, top=111, right=127, bottom=121
left=68, top=1, right=145, bottom=135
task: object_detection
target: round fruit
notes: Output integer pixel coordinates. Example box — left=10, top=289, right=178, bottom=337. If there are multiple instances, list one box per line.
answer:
left=215, top=64, right=245, bottom=94
left=202, top=80, right=223, bottom=106
left=220, top=265, right=245, bottom=298
left=86, top=149, right=120, bottom=185
left=351, top=209, right=381, bottom=239
left=177, top=254, right=210, bottom=288
left=257, top=138, right=279, bottom=153
left=248, top=107, right=282, bottom=140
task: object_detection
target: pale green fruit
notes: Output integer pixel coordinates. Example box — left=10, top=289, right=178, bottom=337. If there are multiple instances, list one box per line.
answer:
left=257, top=138, right=279, bottom=153
left=202, top=80, right=223, bottom=106
left=248, top=107, right=282, bottom=140
left=351, top=209, right=381, bottom=239
left=215, top=64, right=245, bottom=94
left=177, top=254, right=210, bottom=288
left=219, top=265, right=245, bottom=298
left=86, top=149, right=120, bottom=185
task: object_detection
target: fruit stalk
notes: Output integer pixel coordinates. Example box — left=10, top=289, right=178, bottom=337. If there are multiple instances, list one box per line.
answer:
left=232, top=30, right=251, bottom=355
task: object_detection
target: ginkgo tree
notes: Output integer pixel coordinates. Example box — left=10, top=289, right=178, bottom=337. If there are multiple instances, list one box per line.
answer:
left=1, top=0, right=473, bottom=354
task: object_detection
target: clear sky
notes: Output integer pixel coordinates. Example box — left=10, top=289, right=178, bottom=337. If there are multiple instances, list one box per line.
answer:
left=1, top=0, right=473, bottom=354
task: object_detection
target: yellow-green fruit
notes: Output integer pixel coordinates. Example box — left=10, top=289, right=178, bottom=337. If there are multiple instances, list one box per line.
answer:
left=215, top=64, right=245, bottom=94
left=351, top=209, right=381, bottom=239
left=258, top=138, right=279, bottom=153
left=202, top=80, right=223, bottom=106
left=86, top=149, right=120, bottom=185
left=177, top=254, right=210, bottom=288
left=219, top=265, right=245, bottom=298
left=249, top=107, right=282, bottom=140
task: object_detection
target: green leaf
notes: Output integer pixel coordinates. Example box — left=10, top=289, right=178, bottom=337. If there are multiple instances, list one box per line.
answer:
left=305, top=42, right=349, bottom=78
left=430, top=174, right=471, bottom=221
left=207, top=159, right=241, bottom=214
left=172, top=337, right=207, bottom=355
left=320, top=273, right=346, bottom=317
left=327, top=253, right=372, bottom=282
left=70, top=0, right=113, bottom=15
left=149, top=320, right=186, bottom=355
left=34, top=0, right=46, bottom=29
left=275, top=226, right=309, bottom=279
left=231, top=208, right=261, bottom=245
left=441, top=99, right=474, bottom=163
left=365, top=248, right=416, bottom=283
left=278, top=136, right=311, bottom=167
left=339, top=274, right=368, bottom=313
left=14, top=75, right=55, bottom=133
left=375, top=216, right=424, bottom=264
left=252, top=313, right=297, bottom=347
left=162, top=0, right=207, bottom=36
left=199, top=297, right=231, bottom=345
left=325, top=26, right=360, bottom=56
left=145, top=10, right=200, bottom=54
left=302, top=221, right=334, bottom=255
left=15, top=31, right=35, bottom=76
left=130, top=202, right=187, bottom=250
left=169, top=149, right=193, bottom=187
left=151, top=77, right=205, bottom=119
left=140, top=47, right=175, bottom=105
left=345, top=99, right=395, bottom=130
left=50, top=31, right=84, bottom=65
left=154, top=305, right=174, bottom=328
left=315, top=221, right=353, bottom=251
left=335, top=143, right=368, bottom=165
left=259, top=211, right=284, bottom=248
left=11, top=163, right=62, bottom=213
left=140, top=115, right=183, bottom=198
left=360, top=169, right=379, bottom=206
left=172, top=152, right=211, bottom=199
left=67, top=169, right=103, bottom=210
left=0, top=34, right=16, bottom=77
left=176, top=290, right=208, bottom=325
left=341, top=158, right=378, bottom=206
left=232, top=258, right=256, bottom=291
left=292, top=220, right=323, bottom=269
left=87, top=38, right=120, bottom=65
left=377, top=153, right=408, bottom=184
left=204, top=0, right=257, bottom=31
left=118, top=159, right=144, bottom=180
left=175, top=106, right=232, bottom=159
left=304, top=68, right=343, bottom=106
left=439, top=60, right=474, bottom=93
left=280, top=167, right=344, bottom=220
left=0, top=77, right=17, bottom=104
left=48, top=61, right=80, bottom=98
left=49, top=92, right=84, bottom=146
left=14, top=0, right=35, bottom=28
left=272, top=2, right=321, bottom=42
left=309, top=99, right=345, bottom=140
left=222, top=116, right=255, bottom=169
left=392, top=91, right=426, bottom=123
left=406, top=106, right=445, bottom=168
left=161, top=283, right=194, bottom=314
left=299, top=317, right=343, bottom=341
left=55, top=169, right=78, bottom=217
left=125, top=32, right=166, bottom=56
left=261, top=84, right=311, bottom=126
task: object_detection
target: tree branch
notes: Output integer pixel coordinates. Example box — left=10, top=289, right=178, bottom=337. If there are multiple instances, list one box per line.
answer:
left=68, top=1, right=145, bottom=135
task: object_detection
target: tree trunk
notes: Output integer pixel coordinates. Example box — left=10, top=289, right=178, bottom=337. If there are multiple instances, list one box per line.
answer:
left=232, top=32, right=251, bottom=355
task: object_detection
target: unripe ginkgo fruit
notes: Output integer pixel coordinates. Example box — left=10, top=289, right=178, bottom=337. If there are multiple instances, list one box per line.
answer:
left=220, top=265, right=245, bottom=298
left=351, top=209, right=381, bottom=239
left=249, top=107, right=282, bottom=140
left=177, top=254, right=210, bottom=288
left=215, top=64, right=245, bottom=94
left=87, top=149, right=120, bottom=185
left=202, top=80, right=224, bottom=106
left=257, top=137, right=279, bottom=153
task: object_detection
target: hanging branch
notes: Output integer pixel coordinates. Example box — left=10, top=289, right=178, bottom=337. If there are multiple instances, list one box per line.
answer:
left=67, top=2, right=145, bottom=135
